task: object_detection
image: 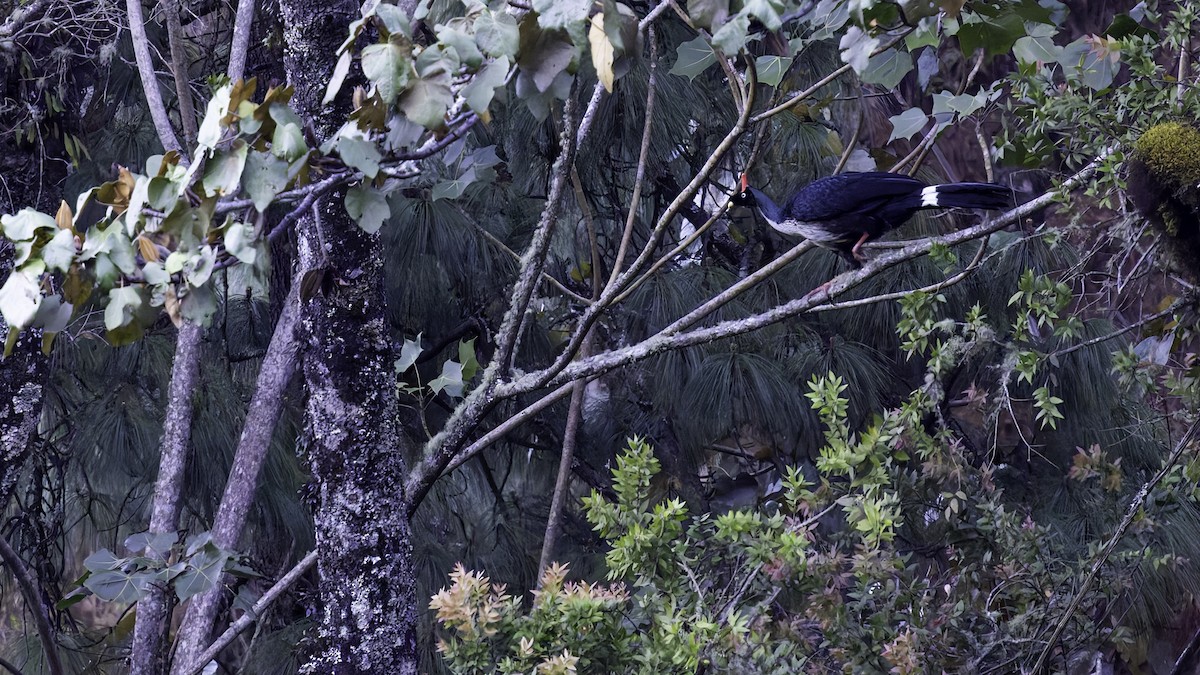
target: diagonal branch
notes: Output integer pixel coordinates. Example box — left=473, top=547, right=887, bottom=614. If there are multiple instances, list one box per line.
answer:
left=496, top=151, right=1111, bottom=399
left=0, top=532, right=63, bottom=675
left=125, top=0, right=182, bottom=152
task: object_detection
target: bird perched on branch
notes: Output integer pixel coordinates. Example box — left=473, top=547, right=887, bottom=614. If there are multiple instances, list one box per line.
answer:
left=729, top=171, right=1013, bottom=266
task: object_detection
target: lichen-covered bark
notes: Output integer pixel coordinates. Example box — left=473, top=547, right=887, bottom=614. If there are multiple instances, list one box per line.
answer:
left=278, top=0, right=419, bottom=672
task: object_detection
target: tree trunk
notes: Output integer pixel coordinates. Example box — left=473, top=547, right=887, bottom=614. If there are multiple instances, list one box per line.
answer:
left=278, top=1, right=419, bottom=672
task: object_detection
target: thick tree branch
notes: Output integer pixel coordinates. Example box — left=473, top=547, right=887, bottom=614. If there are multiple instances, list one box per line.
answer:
left=161, top=0, right=197, bottom=146
left=0, top=533, right=63, bottom=675
left=496, top=151, right=1110, bottom=398
left=126, top=0, right=182, bottom=152
left=131, top=320, right=204, bottom=675
left=226, top=0, right=256, bottom=82
left=169, top=285, right=301, bottom=675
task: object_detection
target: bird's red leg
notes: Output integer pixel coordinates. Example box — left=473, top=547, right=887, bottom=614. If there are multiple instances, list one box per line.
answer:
left=803, top=279, right=834, bottom=300
left=850, top=232, right=871, bottom=263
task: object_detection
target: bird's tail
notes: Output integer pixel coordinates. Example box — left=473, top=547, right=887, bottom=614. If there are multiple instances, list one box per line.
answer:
left=919, top=183, right=1013, bottom=211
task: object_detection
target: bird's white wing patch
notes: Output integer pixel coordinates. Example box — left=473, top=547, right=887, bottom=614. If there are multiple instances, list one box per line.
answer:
left=920, top=185, right=939, bottom=207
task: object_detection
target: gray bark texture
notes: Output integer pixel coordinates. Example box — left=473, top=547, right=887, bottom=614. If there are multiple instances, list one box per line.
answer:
left=131, top=321, right=204, bottom=675
left=279, top=0, right=419, bottom=672
left=170, top=287, right=300, bottom=675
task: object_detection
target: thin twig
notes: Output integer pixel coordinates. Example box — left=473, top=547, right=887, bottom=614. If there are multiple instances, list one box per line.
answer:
left=184, top=551, right=318, bottom=675
left=0, top=533, right=63, bottom=675
left=1030, top=417, right=1200, bottom=674
left=609, top=26, right=658, bottom=284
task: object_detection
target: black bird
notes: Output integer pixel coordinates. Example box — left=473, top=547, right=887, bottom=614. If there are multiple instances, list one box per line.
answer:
left=729, top=172, right=1013, bottom=266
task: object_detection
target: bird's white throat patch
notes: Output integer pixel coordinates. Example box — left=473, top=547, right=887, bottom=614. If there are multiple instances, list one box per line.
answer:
left=920, top=185, right=939, bottom=207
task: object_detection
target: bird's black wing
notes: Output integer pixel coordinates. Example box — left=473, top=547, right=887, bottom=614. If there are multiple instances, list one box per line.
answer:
left=784, top=172, right=927, bottom=220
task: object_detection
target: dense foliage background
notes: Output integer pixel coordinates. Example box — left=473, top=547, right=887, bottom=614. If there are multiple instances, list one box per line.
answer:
left=0, top=0, right=1198, bottom=673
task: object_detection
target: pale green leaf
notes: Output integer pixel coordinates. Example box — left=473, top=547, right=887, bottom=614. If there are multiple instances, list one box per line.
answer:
left=474, top=11, right=519, bottom=59
left=337, top=134, right=383, bottom=178
left=323, top=50, right=353, bottom=105
left=185, top=246, right=217, bottom=287
left=344, top=185, right=390, bottom=234
left=888, top=107, right=929, bottom=142
left=42, top=228, right=76, bottom=273
left=196, top=84, right=232, bottom=150
left=839, top=26, right=879, bottom=73
left=429, top=359, right=465, bottom=397
left=242, top=151, right=290, bottom=212
left=532, top=0, right=590, bottom=30
left=224, top=221, right=257, bottom=264
left=462, top=56, right=510, bottom=117
left=0, top=270, right=42, bottom=328
left=395, top=334, right=423, bottom=372
left=862, top=48, right=913, bottom=88
left=670, top=37, right=717, bottom=80
left=272, top=122, right=308, bottom=162
left=202, top=140, right=249, bottom=197
left=399, top=75, right=453, bottom=129
left=2, top=209, right=56, bottom=241
left=711, top=12, right=751, bottom=55
left=375, top=3, right=412, bottom=37
left=361, top=42, right=414, bottom=105
left=754, top=55, right=793, bottom=86
left=104, top=286, right=143, bottom=331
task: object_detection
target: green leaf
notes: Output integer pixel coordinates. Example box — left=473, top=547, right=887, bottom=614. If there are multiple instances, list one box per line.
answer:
left=2, top=208, right=56, bottom=241
left=437, top=24, right=484, bottom=69
left=185, top=246, right=217, bottom=287
left=83, top=548, right=122, bottom=572
left=181, top=283, right=218, bottom=326
left=458, top=338, right=479, bottom=381
left=202, top=140, right=249, bottom=197
left=42, top=228, right=76, bottom=273
left=196, top=84, right=232, bottom=150
left=0, top=270, right=42, bottom=328
left=104, top=286, right=143, bottom=331
left=888, top=107, right=928, bottom=142
left=475, top=11, right=520, bottom=59
left=175, top=547, right=230, bottom=602
left=711, top=11, right=750, bottom=55
left=375, top=3, right=412, bottom=38
left=839, top=26, right=879, bottom=73
left=143, top=261, right=170, bottom=285
left=395, top=334, right=423, bottom=373
left=361, top=42, right=415, bottom=105
left=1012, top=35, right=1062, bottom=64
left=532, top=0, right=590, bottom=30
left=687, top=0, right=729, bottom=28
left=323, top=50, right=353, bottom=105
left=242, top=151, right=289, bottom=212
left=84, top=570, right=149, bottom=603
left=429, top=359, right=465, bottom=397
left=272, top=122, right=308, bottom=162
left=223, top=221, right=257, bottom=264
left=431, top=167, right=477, bottom=201
left=398, top=75, right=453, bottom=129
left=755, top=55, right=793, bottom=86
left=517, top=27, right=576, bottom=93
left=670, top=37, right=717, bottom=80
left=462, top=56, right=510, bottom=117
left=862, top=48, right=913, bottom=88
left=125, top=531, right=178, bottom=556
left=743, top=0, right=782, bottom=29
left=345, top=185, right=390, bottom=234
left=337, top=134, right=383, bottom=178
left=956, top=12, right=1026, bottom=56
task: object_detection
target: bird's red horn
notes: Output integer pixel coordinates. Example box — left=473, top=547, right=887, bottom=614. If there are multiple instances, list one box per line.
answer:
left=739, top=173, right=749, bottom=191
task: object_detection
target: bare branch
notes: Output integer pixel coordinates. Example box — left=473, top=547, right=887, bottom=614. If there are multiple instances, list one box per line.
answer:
left=184, top=551, right=318, bottom=675
left=131, top=320, right=204, bottom=675
left=170, top=285, right=301, bottom=675
left=441, top=382, right=577, bottom=476
left=161, top=0, right=198, bottom=146
left=608, top=26, right=658, bottom=284
left=0, top=533, right=63, bottom=675
left=126, top=0, right=182, bottom=152
left=227, top=0, right=256, bottom=82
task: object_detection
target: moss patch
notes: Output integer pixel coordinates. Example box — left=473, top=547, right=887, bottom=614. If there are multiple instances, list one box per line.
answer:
left=1134, top=122, right=1200, bottom=188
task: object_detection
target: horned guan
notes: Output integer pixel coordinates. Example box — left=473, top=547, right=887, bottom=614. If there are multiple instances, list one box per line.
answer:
left=730, top=172, right=1013, bottom=266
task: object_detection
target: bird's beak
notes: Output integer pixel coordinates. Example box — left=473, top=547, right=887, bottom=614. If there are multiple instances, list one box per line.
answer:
left=739, top=173, right=749, bottom=191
